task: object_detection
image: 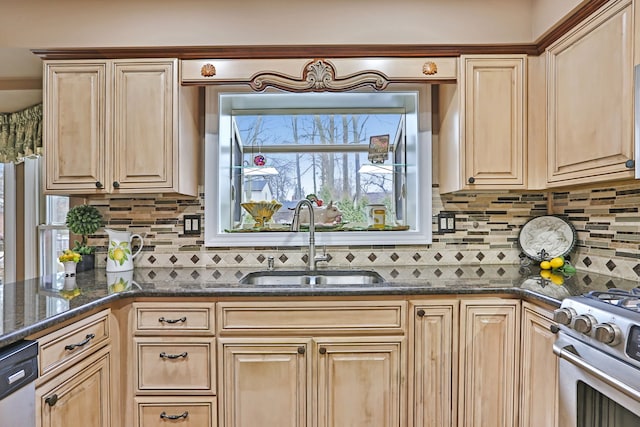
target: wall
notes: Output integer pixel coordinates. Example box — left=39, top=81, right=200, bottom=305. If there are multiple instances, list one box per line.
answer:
left=0, top=0, right=586, bottom=49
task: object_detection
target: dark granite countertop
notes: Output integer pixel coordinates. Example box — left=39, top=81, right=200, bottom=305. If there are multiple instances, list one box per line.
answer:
left=1, top=265, right=638, bottom=348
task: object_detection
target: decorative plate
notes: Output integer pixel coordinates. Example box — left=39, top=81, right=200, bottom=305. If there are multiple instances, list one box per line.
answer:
left=518, top=215, right=577, bottom=261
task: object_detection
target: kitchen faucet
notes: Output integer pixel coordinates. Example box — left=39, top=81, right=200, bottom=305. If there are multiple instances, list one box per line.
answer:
left=290, top=199, right=329, bottom=271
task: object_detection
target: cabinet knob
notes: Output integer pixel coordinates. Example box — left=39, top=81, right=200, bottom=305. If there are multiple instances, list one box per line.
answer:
left=113, top=181, right=120, bottom=189
left=625, top=159, right=635, bottom=168
left=45, top=394, right=58, bottom=407
left=297, top=346, right=305, bottom=354
left=95, top=181, right=103, bottom=189
left=319, top=347, right=327, bottom=355
left=467, top=177, right=475, bottom=184
left=416, top=309, right=426, bottom=317
left=549, top=324, right=560, bottom=334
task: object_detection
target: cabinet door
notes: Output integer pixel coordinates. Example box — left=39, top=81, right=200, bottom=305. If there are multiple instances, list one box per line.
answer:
left=519, top=303, right=558, bottom=427
left=37, top=347, right=111, bottom=427
left=547, top=0, right=634, bottom=186
left=43, top=61, right=107, bottom=194
left=411, top=301, right=458, bottom=427
left=458, top=299, right=520, bottom=427
left=315, top=337, right=405, bottom=427
left=460, top=55, right=526, bottom=189
left=219, top=339, right=310, bottom=427
left=112, top=59, right=177, bottom=192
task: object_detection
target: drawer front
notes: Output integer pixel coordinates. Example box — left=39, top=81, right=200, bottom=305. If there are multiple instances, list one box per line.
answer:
left=135, top=337, right=216, bottom=394
left=218, top=301, right=406, bottom=334
left=38, top=310, right=110, bottom=378
left=133, top=302, right=214, bottom=335
left=135, top=397, right=217, bottom=427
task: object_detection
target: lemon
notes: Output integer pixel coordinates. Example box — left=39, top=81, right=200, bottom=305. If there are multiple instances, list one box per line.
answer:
left=539, top=260, right=551, bottom=270
left=550, top=257, right=564, bottom=269
left=540, top=269, right=552, bottom=279
left=549, top=273, right=565, bottom=286
left=113, top=248, right=125, bottom=261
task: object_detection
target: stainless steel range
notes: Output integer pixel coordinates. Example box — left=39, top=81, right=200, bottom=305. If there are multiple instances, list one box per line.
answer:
left=553, top=289, right=640, bottom=427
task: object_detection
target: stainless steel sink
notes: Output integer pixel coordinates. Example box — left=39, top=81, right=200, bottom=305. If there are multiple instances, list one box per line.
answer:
left=239, top=269, right=385, bottom=286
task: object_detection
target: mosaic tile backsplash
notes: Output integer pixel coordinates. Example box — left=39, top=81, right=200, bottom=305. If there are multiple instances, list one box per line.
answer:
left=85, top=182, right=640, bottom=281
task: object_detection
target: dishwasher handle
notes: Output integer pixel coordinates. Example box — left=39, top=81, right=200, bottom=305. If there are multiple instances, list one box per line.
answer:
left=0, top=340, right=38, bottom=400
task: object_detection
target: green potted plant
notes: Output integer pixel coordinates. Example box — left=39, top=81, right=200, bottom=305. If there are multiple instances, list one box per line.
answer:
left=65, top=204, right=103, bottom=272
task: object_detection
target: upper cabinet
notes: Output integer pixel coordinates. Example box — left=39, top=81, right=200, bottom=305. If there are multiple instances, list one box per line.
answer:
left=546, top=0, right=634, bottom=187
left=439, top=55, right=527, bottom=193
left=43, top=58, right=200, bottom=197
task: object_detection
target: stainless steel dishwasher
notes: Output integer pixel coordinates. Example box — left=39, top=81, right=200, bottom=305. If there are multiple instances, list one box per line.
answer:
left=0, top=340, right=38, bottom=427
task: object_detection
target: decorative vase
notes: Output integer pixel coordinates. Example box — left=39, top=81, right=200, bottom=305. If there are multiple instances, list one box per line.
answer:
left=63, top=261, right=77, bottom=277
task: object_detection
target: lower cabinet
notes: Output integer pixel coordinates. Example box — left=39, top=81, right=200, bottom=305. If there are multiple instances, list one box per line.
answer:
left=218, top=337, right=405, bottom=427
left=519, top=302, right=558, bottom=427
left=410, top=300, right=458, bottom=427
left=36, top=345, right=112, bottom=427
left=457, top=298, right=520, bottom=427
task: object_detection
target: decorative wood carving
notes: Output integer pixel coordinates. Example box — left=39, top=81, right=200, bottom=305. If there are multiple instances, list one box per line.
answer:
left=200, top=63, right=216, bottom=77
left=422, top=61, right=438, bottom=75
left=249, top=59, right=389, bottom=92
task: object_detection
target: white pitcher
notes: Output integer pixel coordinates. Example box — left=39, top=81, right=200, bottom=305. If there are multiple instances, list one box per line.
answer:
left=105, top=228, right=144, bottom=272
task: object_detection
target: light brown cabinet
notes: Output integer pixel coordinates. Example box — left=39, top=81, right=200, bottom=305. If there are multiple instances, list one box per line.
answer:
left=458, top=298, right=520, bottom=427
left=217, top=301, right=407, bottom=427
left=439, top=55, right=527, bottom=193
left=546, top=0, right=634, bottom=186
left=409, top=300, right=458, bottom=427
left=43, top=58, right=199, bottom=196
left=129, top=302, right=217, bottom=426
left=33, top=310, right=114, bottom=427
left=519, top=302, right=558, bottom=427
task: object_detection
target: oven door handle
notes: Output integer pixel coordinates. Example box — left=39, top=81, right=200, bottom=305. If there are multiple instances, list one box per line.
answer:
left=555, top=344, right=640, bottom=402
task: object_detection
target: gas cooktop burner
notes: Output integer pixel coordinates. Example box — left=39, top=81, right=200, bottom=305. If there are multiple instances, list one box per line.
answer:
left=585, top=288, right=640, bottom=312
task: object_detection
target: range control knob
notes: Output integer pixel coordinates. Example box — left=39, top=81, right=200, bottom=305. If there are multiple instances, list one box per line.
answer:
left=573, top=314, right=597, bottom=334
left=553, top=307, right=576, bottom=326
left=594, top=323, right=622, bottom=346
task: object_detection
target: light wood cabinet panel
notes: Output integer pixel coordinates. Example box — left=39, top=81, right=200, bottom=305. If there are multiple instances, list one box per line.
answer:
left=410, top=301, right=458, bottom=427
left=546, top=0, right=634, bottom=186
left=133, top=302, right=214, bottom=336
left=37, top=346, right=111, bottom=427
left=43, top=58, right=199, bottom=196
left=112, top=61, right=175, bottom=191
left=439, top=55, right=526, bottom=193
left=218, top=339, right=310, bottom=427
left=217, top=300, right=405, bottom=335
left=458, top=299, right=520, bottom=427
left=37, top=309, right=111, bottom=382
left=316, top=337, right=405, bottom=427
left=134, top=337, right=216, bottom=394
left=135, top=396, right=217, bottom=427
left=43, top=61, right=107, bottom=192
left=519, top=302, right=558, bottom=427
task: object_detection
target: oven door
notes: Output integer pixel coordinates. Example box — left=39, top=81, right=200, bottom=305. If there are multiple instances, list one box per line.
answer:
left=555, top=333, right=640, bottom=427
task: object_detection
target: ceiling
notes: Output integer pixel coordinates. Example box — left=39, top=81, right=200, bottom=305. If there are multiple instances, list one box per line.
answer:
left=0, top=48, right=43, bottom=113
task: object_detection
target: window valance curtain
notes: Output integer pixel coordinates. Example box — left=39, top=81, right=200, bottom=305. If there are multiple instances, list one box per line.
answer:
left=0, top=103, right=42, bottom=163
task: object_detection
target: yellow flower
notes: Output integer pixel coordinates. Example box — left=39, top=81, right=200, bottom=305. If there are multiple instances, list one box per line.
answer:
left=58, top=249, right=82, bottom=263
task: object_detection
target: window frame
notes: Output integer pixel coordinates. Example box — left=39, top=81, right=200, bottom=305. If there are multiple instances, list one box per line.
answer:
left=204, top=84, right=433, bottom=247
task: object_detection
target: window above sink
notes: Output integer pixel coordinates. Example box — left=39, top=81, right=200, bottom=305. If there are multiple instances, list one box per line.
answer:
left=204, top=84, right=433, bottom=247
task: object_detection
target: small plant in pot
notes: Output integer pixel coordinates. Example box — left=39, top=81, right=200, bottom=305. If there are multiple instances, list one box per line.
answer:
left=65, top=204, right=103, bottom=272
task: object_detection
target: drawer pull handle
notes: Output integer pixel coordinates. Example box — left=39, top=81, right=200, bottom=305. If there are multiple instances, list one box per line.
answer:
left=45, top=394, right=58, bottom=407
left=160, top=411, right=189, bottom=420
left=158, top=316, right=187, bottom=324
left=64, top=333, right=95, bottom=351
left=159, top=351, right=188, bottom=360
